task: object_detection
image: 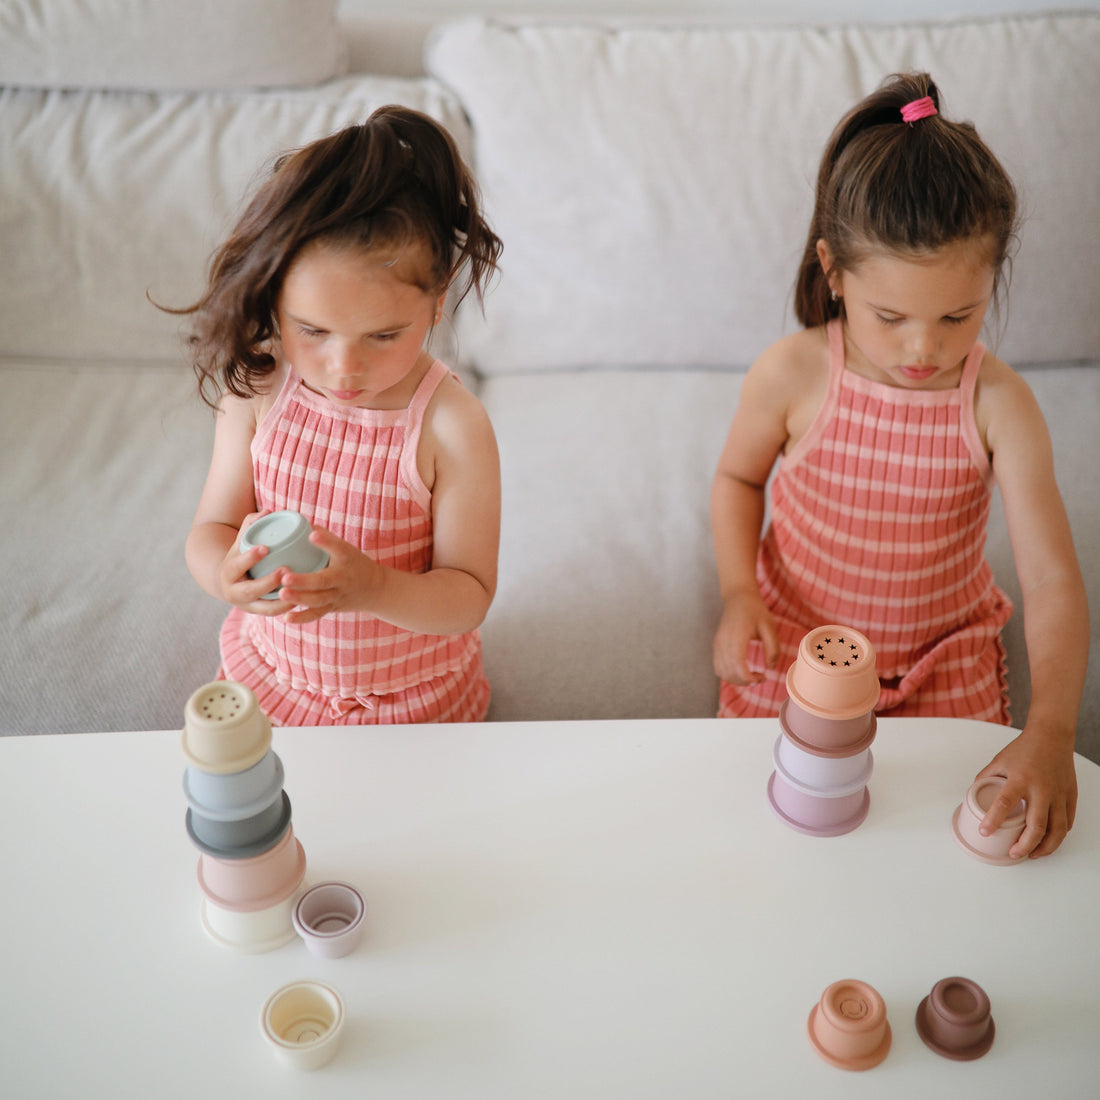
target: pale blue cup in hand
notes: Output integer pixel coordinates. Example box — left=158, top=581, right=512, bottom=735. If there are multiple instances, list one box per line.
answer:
left=241, top=510, right=329, bottom=599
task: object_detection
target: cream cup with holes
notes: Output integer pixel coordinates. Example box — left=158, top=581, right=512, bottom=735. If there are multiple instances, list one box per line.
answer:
left=198, top=824, right=306, bottom=909
left=181, top=681, right=272, bottom=775
left=773, top=732, right=874, bottom=791
left=916, top=976, right=995, bottom=1061
left=293, top=882, right=366, bottom=959
left=786, top=625, right=881, bottom=722
left=241, top=510, right=329, bottom=599
left=952, top=776, right=1027, bottom=865
left=261, top=981, right=346, bottom=1070
left=808, top=979, right=892, bottom=1071
left=767, top=755, right=870, bottom=837
left=183, top=749, right=284, bottom=819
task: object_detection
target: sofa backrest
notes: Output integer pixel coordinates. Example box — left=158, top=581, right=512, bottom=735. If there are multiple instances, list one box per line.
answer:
left=0, top=79, right=471, bottom=365
left=427, top=12, right=1100, bottom=375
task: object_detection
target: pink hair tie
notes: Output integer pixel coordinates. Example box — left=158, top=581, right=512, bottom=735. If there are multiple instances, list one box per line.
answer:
left=900, top=96, right=937, bottom=123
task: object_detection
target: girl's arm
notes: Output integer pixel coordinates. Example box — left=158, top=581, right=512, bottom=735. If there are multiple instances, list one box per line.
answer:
left=711, top=335, right=812, bottom=683
left=976, top=360, right=1088, bottom=857
left=186, top=391, right=293, bottom=610
left=278, top=379, right=500, bottom=634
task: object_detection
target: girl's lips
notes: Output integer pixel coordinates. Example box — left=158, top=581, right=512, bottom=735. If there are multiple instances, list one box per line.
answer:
left=329, top=389, right=365, bottom=400
left=900, top=365, right=937, bottom=381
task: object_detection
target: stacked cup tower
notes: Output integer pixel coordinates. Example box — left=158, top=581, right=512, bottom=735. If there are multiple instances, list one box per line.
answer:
left=181, top=681, right=307, bottom=952
left=767, top=625, right=881, bottom=837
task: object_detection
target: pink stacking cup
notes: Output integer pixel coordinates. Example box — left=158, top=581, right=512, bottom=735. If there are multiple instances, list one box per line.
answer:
left=197, top=824, right=307, bottom=910
left=767, top=762, right=870, bottom=837
left=952, top=776, right=1027, bottom=865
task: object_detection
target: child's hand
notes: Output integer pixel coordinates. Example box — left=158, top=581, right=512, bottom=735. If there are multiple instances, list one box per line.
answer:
left=273, top=526, right=381, bottom=626
left=974, top=726, right=1078, bottom=859
left=217, top=512, right=296, bottom=614
left=713, top=591, right=780, bottom=685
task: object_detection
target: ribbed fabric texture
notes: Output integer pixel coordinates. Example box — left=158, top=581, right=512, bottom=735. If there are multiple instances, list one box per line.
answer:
left=720, top=319, right=1012, bottom=722
left=220, top=360, right=488, bottom=725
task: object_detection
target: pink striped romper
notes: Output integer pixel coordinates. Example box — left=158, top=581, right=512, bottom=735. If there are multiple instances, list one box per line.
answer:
left=220, top=359, right=490, bottom=725
left=719, top=318, right=1013, bottom=723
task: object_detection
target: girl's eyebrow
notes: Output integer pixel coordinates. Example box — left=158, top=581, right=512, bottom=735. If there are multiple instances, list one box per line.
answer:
left=868, top=299, right=984, bottom=316
left=285, top=311, right=415, bottom=335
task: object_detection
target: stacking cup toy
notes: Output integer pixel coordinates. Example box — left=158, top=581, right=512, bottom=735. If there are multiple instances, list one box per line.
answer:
left=198, top=825, right=306, bottom=909
left=181, top=681, right=271, bottom=774
left=768, top=625, right=880, bottom=836
left=182, top=679, right=306, bottom=952
left=261, top=981, right=346, bottom=1070
left=201, top=889, right=303, bottom=953
left=808, top=979, right=892, bottom=1071
left=186, top=789, right=290, bottom=854
left=786, top=626, right=880, bottom=721
left=767, top=766, right=871, bottom=837
left=293, top=882, right=366, bottom=959
left=241, top=510, right=329, bottom=599
left=916, top=976, right=995, bottom=1061
left=952, top=776, right=1027, bottom=865
left=183, top=750, right=284, bottom=818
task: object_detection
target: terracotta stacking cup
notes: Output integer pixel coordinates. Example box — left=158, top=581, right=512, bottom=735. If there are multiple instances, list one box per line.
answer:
left=952, top=776, right=1027, bottom=865
left=241, top=510, right=329, bottom=599
left=786, top=626, right=881, bottom=723
left=293, top=882, right=366, bottom=959
left=198, top=824, right=306, bottom=910
left=916, top=977, right=995, bottom=1061
left=181, top=681, right=272, bottom=775
left=261, top=981, right=346, bottom=1070
left=808, top=979, right=892, bottom=1071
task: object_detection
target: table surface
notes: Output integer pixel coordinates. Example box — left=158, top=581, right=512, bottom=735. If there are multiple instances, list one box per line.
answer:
left=1, top=717, right=1098, bottom=1099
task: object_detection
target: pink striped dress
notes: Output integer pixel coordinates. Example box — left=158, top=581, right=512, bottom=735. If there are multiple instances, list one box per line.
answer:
left=220, top=359, right=490, bottom=725
left=719, top=319, right=1013, bottom=722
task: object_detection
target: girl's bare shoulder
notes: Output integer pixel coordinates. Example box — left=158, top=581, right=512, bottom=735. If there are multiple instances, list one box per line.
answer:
left=974, top=349, right=1048, bottom=450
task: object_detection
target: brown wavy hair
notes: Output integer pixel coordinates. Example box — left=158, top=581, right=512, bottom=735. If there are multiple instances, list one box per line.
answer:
left=793, top=72, right=1018, bottom=329
left=168, top=105, right=502, bottom=408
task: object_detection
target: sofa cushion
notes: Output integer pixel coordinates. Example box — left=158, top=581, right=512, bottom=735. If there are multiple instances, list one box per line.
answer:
left=0, top=0, right=346, bottom=91
left=427, top=13, right=1100, bottom=375
left=0, top=76, right=471, bottom=364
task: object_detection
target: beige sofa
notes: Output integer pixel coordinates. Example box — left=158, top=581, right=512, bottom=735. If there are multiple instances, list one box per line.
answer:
left=2, top=5, right=1096, bottom=761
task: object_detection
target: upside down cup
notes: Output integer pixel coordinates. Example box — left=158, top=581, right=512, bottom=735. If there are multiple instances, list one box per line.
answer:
left=808, top=979, right=892, bottom=1071
left=916, top=976, right=995, bottom=1061
left=198, top=824, right=306, bottom=910
left=186, top=790, right=291, bottom=856
left=181, top=681, right=272, bottom=775
left=773, top=731, right=874, bottom=791
left=786, top=626, right=881, bottom=721
left=241, top=510, right=329, bottom=599
left=200, top=883, right=303, bottom=953
left=183, top=750, right=284, bottom=819
left=780, top=697, right=877, bottom=756
left=952, top=776, right=1027, bottom=865
left=261, top=981, right=346, bottom=1070
left=767, top=761, right=870, bottom=838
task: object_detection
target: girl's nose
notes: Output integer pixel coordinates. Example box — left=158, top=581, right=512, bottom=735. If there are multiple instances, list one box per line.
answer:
left=328, top=343, right=362, bottom=378
left=908, top=325, right=937, bottom=360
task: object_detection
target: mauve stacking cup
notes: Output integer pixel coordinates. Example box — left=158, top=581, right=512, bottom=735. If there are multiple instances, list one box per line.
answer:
left=916, top=976, right=995, bottom=1060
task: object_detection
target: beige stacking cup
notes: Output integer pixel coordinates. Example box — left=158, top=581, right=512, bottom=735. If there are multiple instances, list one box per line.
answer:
left=181, top=681, right=272, bottom=775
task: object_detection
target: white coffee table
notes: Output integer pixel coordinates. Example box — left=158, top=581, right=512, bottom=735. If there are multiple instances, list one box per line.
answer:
left=1, top=717, right=1097, bottom=1098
